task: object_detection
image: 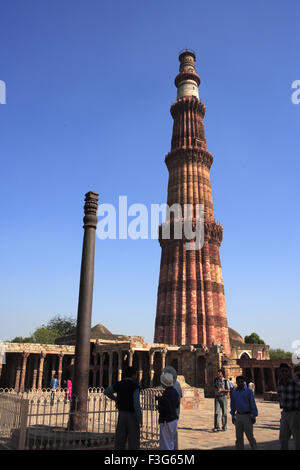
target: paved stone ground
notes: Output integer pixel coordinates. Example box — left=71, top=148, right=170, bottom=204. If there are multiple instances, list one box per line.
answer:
left=178, top=397, right=294, bottom=450
left=0, top=397, right=295, bottom=451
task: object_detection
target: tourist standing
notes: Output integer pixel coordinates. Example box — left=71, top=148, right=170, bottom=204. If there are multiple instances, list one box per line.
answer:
left=50, top=374, right=59, bottom=405
left=228, top=377, right=235, bottom=393
left=163, top=365, right=182, bottom=449
left=157, top=372, right=180, bottom=450
left=277, top=363, right=300, bottom=450
left=248, top=381, right=255, bottom=395
left=230, top=375, right=258, bottom=450
left=65, top=379, right=72, bottom=401
left=104, top=366, right=142, bottom=450
left=213, top=369, right=229, bottom=432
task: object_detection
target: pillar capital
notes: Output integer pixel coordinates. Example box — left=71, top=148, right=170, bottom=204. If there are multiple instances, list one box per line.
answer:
left=83, top=191, right=99, bottom=229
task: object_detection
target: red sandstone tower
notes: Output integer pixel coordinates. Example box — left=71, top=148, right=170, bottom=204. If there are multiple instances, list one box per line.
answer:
left=154, top=50, right=231, bottom=355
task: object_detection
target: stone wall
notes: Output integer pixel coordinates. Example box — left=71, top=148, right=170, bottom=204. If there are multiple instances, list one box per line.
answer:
left=177, top=376, right=205, bottom=410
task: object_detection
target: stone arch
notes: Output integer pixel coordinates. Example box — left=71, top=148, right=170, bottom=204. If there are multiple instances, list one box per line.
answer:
left=239, top=351, right=251, bottom=359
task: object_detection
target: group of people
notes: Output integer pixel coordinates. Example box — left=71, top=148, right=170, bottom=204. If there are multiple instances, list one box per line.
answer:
left=50, top=375, right=72, bottom=404
left=104, top=362, right=300, bottom=451
left=213, top=368, right=258, bottom=449
left=213, top=364, right=300, bottom=450
left=104, top=365, right=182, bottom=450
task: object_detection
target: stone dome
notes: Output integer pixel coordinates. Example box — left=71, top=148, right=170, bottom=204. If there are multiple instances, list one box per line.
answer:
left=228, top=327, right=245, bottom=344
left=90, top=323, right=114, bottom=338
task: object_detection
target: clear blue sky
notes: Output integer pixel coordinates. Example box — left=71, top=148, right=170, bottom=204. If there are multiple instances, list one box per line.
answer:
left=0, top=1, right=299, bottom=352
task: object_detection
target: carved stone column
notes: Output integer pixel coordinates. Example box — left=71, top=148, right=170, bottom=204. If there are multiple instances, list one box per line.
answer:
left=37, top=352, right=46, bottom=391
left=137, top=353, right=143, bottom=385
left=31, top=356, right=39, bottom=390
left=19, top=352, right=30, bottom=393
left=161, top=349, right=167, bottom=372
left=58, top=353, right=64, bottom=390
left=70, top=191, right=99, bottom=431
left=128, top=348, right=134, bottom=367
left=149, top=350, right=155, bottom=387
left=250, top=367, right=254, bottom=383
left=99, top=353, right=104, bottom=388
left=14, top=356, right=22, bottom=392
left=108, top=352, right=113, bottom=387
left=271, top=368, right=276, bottom=391
left=51, top=355, right=57, bottom=379
left=117, top=351, right=123, bottom=382
left=92, top=352, right=98, bottom=388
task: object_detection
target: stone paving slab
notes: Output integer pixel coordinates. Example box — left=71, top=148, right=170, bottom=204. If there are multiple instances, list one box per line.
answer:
left=178, top=398, right=294, bottom=450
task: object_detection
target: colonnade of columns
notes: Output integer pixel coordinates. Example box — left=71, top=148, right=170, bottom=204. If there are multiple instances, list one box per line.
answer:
left=242, top=365, right=281, bottom=393
left=92, top=347, right=171, bottom=389
left=0, top=351, right=72, bottom=392
left=0, top=345, right=210, bottom=392
left=92, top=346, right=209, bottom=389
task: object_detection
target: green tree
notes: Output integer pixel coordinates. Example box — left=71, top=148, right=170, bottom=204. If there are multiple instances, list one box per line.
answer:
left=46, top=315, right=76, bottom=336
left=11, top=336, right=34, bottom=343
left=244, top=332, right=265, bottom=344
left=269, top=349, right=292, bottom=360
left=10, top=315, right=76, bottom=344
left=31, top=327, right=60, bottom=344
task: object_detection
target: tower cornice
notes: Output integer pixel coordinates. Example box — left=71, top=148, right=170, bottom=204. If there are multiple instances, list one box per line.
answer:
left=158, top=219, right=223, bottom=247
left=165, top=147, right=213, bottom=170
left=174, top=71, right=201, bottom=89
left=170, top=95, right=206, bottom=119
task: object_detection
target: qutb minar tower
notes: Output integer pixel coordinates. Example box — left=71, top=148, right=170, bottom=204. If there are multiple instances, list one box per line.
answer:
left=154, top=50, right=231, bottom=355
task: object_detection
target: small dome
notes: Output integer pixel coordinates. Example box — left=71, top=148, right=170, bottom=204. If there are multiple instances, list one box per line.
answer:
left=228, top=327, right=245, bottom=344
left=91, top=323, right=114, bottom=338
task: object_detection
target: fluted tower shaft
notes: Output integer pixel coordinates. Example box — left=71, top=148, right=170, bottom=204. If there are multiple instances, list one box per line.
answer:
left=154, top=50, right=231, bottom=355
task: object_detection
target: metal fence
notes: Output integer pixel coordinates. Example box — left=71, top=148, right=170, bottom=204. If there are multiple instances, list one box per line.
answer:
left=0, top=388, right=162, bottom=450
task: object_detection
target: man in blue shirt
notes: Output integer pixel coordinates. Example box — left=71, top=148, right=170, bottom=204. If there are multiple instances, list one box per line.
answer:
left=230, top=375, right=258, bottom=450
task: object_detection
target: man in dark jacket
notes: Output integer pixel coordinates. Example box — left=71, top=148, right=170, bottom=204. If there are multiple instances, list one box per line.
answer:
left=104, top=366, right=142, bottom=450
left=157, top=372, right=180, bottom=450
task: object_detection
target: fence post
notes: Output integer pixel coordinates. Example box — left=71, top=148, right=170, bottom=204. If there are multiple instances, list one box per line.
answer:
left=18, top=398, right=29, bottom=449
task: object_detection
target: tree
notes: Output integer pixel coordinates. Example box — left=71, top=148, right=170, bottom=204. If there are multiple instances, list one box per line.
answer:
left=269, top=349, right=292, bottom=360
left=244, top=332, right=265, bottom=344
left=31, top=327, right=60, bottom=344
left=10, top=315, right=77, bottom=344
left=11, top=336, right=34, bottom=343
left=45, top=315, right=76, bottom=337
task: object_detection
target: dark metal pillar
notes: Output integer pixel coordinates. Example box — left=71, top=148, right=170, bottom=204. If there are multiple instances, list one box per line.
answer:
left=70, top=191, right=99, bottom=431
